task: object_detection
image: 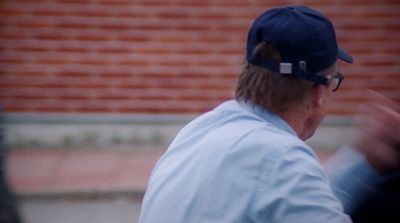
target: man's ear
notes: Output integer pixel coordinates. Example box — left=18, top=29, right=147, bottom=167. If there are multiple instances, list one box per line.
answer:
left=311, top=85, right=326, bottom=107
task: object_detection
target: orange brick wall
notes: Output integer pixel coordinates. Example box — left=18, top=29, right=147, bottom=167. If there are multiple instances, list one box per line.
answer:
left=1, top=0, right=399, bottom=115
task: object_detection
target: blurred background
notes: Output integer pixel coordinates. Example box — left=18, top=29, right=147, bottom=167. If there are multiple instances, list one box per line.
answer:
left=0, top=0, right=399, bottom=222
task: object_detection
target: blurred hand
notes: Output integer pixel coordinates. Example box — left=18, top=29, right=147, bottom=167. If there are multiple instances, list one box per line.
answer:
left=354, top=91, right=400, bottom=174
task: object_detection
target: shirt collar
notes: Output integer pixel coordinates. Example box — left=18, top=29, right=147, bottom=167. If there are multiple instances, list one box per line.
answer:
left=236, top=100, right=298, bottom=137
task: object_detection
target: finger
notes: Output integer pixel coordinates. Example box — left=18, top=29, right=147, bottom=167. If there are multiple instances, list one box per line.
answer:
left=370, top=105, right=400, bottom=144
left=366, top=89, right=399, bottom=112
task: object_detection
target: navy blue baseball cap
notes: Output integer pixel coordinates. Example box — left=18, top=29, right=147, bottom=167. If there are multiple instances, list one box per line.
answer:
left=246, top=5, right=353, bottom=85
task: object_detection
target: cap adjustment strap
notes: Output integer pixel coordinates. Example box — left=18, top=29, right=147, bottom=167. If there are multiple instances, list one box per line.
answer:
left=279, top=63, right=292, bottom=74
left=248, top=56, right=328, bottom=85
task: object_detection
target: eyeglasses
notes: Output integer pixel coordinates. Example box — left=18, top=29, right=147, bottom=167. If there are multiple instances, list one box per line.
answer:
left=329, top=72, right=344, bottom=92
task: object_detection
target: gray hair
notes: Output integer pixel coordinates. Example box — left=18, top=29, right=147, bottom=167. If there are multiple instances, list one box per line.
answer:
left=235, top=42, right=336, bottom=115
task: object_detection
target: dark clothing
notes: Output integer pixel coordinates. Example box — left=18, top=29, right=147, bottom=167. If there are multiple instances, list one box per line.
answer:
left=351, top=171, right=400, bottom=223
left=0, top=113, right=21, bottom=223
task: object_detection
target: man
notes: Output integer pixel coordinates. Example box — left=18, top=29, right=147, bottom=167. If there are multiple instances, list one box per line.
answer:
left=350, top=103, right=400, bottom=223
left=0, top=109, right=21, bottom=223
left=139, top=6, right=400, bottom=222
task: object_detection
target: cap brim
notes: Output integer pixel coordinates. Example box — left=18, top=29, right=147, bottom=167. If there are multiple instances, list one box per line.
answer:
left=338, top=47, right=353, bottom=63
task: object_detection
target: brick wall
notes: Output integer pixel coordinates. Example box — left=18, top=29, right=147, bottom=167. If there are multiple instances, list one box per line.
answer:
left=1, top=0, right=399, bottom=115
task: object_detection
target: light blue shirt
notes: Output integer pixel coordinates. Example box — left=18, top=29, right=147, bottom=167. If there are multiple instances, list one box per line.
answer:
left=139, top=100, right=380, bottom=223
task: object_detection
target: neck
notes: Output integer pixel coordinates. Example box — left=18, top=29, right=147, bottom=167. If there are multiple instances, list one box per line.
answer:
left=280, top=108, right=316, bottom=140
